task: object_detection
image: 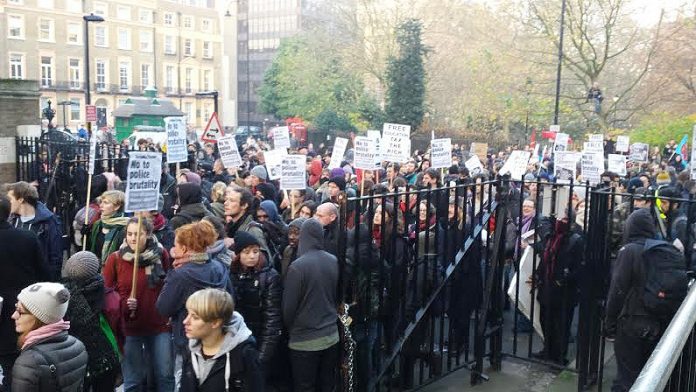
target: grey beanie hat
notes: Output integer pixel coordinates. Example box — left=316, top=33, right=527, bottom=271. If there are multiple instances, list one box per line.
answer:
left=17, top=282, right=70, bottom=324
left=62, top=251, right=100, bottom=281
left=250, top=165, right=268, bottom=181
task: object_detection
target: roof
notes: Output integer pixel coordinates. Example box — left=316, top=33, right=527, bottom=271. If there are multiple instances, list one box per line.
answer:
left=112, top=97, right=185, bottom=118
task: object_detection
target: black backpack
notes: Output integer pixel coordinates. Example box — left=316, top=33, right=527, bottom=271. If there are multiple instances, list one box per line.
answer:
left=641, top=239, right=690, bottom=318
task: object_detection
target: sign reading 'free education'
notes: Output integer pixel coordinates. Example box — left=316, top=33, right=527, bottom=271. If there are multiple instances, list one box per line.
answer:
left=381, top=123, right=411, bottom=162
left=125, top=152, right=162, bottom=212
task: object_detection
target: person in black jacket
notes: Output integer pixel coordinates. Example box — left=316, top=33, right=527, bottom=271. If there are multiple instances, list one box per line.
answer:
left=171, top=183, right=215, bottom=231
left=605, top=209, right=665, bottom=391
left=230, top=232, right=283, bottom=384
left=181, top=288, right=263, bottom=392
left=0, top=195, right=50, bottom=392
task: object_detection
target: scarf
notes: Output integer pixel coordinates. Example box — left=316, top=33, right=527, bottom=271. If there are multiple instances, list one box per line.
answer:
left=99, top=212, right=130, bottom=262
left=543, top=219, right=569, bottom=283
left=151, top=213, right=167, bottom=232
left=373, top=226, right=383, bottom=248
left=173, top=252, right=210, bottom=269
left=119, top=237, right=165, bottom=287
left=226, top=212, right=251, bottom=238
left=208, top=239, right=233, bottom=267
left=22, top=320, right=70, bottom=350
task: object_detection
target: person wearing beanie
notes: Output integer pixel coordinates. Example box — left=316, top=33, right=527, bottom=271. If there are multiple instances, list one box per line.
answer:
left=656, top=171, right=671, bottom=186
left=321, top=176, right=345, bottom=204
left=62, top=251, right=120, bottom=391
left=178, top=170, right=203, bottom=186
left=11, top=282, right=88, bottom=392
left=170, top=183, right=215, bottom=231
left=230, top=231, right=283, bottom=385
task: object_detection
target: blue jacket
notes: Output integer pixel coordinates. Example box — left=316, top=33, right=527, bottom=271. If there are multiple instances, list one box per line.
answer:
left=11, top=202, right=64, bottom=281
left=156, top=256, right=234, bottom=350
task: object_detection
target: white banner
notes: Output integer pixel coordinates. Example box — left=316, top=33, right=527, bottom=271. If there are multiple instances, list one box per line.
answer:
left=217, top=135, right=243, bottom=168
left=328, top=137, right=348, bottom=170
left=630, top=143, right=649, bottom=162
left=280, top=154, right=307, bottom=190
left=616, top=135, right=630, bottom=153
left=272, top=126, right=291, bottom=150
left=125, top=151, right=162, bottom=212
left=553, top=132, right=569, bottom=152
left=581, top=152, right=604, bottom=185
left=464, top=155, right=483, bottom=176
left=507, top=246, right=544, bottom=340
left=264, top=148, right=287, bottom=180
left=381, top=123, right=411, bottom=162
left=430, top=138, right=452, bottom=169
left=367, top=130, right=382, bottom=166
left=588, top=134, right=604, bottom=143
left=608, top=154, right=627, bottom=176
left=88, top=138, right=97, bottom=175
left=554, top=151, right=580, bottom=183
left=165, top=116, right=188, bottom=163
left=499, top=150, right=532, bottom=180
left=354, top=136, right=377, bottom=170
left=583, top=141, right=604, bottom=154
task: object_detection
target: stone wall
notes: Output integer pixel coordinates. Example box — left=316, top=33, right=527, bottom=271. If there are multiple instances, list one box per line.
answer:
left=0, top=79, right=40, bottom=183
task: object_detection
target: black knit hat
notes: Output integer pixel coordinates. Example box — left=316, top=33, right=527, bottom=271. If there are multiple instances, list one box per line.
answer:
left=233, top=231, right=261, bottom=254
left=329, top=176, right=346, bottom=191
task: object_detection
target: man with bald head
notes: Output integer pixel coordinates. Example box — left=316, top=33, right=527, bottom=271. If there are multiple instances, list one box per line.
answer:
left=315, top=202, right=339, bottom=254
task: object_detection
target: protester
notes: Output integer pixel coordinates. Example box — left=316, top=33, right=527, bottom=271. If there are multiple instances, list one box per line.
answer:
left=170, top=183, right=214, bottom=230
left=224, top=186, right=268, bottom=250
left=89, top=190, right=130, bottom=265
left=314, top=202, right=340, bottom=255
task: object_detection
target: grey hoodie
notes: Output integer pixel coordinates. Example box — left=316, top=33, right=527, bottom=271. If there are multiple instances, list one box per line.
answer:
left=188, top=311, right=253, bottom=386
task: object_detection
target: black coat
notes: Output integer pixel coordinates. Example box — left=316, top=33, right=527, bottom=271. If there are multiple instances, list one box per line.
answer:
left=180, top=339, right=264, bottom=392
left=0, top=222, right=49, bottom=357
left=231, top=261, right=283, bottom=366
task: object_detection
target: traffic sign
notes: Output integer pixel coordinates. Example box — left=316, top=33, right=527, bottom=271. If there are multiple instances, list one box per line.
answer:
left=85, top=105, right=97, bottom=122
left=201, top=112, right=224, bottom=143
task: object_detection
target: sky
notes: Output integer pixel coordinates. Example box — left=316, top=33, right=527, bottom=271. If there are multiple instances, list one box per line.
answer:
left=627, top=0, right=692, bottom=26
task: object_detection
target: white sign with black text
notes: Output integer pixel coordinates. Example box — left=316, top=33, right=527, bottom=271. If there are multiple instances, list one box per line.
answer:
left=125, top=152, right=162, bottom=212
left=499, top=150, right=532, bottom=180
left=616, top=136, right=630, bottom=153
left=554, top=151, right=580, bottom=183
left=381, top=123, right=411, bottom=162
left=264, top=148, right=287, bottom=180
left=217, top=135, right=243, bottom=168
left=608, top=154, right=627, bottom=176
left=165, top=116, right=188, bottom=163
left=581, top=152, right=604, bottom=185
left=464, top=155, right=483, bottom=176
left=554, top=132, right=569, bottom=152
left=88, top=138, right=97, bottom=175
left=328, top=137, right=348, bottom=170
left=354, top=136, right=377, bottom=170
left=272, top=127, right=291, bottom=150
left=280, top=155, right=307, bottom=190
left=430, top=138, right=452, bottom=169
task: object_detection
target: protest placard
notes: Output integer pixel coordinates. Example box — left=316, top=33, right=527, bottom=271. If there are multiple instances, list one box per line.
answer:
left=272, top=126, right=291, bottom=150
left=630, top=143, right=649, bottom=162
left=608, top=154, right=627, bottom=176
left=381, top=123, right=411, bottom=162
left=367, top=130, right=382, bottom=167
left=581, top=152, right=604, bottom=185
left=354, top=136, right=377, bottom=170
left=328, top=137, right=348, bottom=170
left=583, top=141, right=604, bottom=154
left=692, top=125, right=696, bottom=180
left=264, top=148, right=287, bottom=180
left=499, top=150, right=532, bottom=179
left=125, top=151, right=162, bottom=213
left=430, top=138, right=452, bottom=169
left=165, top=116, right=188, bottom=163
left=549, top=124, right=560, bottom=134
left=217, top=135, right=243, bottom=168
left=616, top=135, right=630, bottom=152
left=464, top=155, right=483, bottom=176
left=470, top=142, right=488, bottom=161
left=507, top=247, right=543, bottom=339
left=554, top=151, right=579, bottom=183
left=88, top=138, right=97, bottom=175
left=280, top=155, right=307, bottom=190
left=589, top=134, right=604, bottom=143
left=554, top=132, right=569, bottom=152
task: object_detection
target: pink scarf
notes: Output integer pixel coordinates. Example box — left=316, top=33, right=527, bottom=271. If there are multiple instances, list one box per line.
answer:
left=22, top=320, right=70, bottom=350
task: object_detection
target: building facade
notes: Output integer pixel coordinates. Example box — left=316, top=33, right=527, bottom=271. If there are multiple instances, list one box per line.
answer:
left=0, top=0, right=232, bottom=131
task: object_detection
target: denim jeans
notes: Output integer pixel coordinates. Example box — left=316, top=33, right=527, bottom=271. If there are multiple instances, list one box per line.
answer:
left=353, top=321, right=379, bottom=390
left=122, top=333, right=175, bottom=392
left=290, top=344, right=339, bottom=392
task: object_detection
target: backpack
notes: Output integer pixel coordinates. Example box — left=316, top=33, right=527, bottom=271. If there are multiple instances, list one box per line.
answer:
left=641, top=239, right=690, bottom=318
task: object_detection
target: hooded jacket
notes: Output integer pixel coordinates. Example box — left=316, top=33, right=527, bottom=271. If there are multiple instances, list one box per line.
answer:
left=156, top=256, right=234, bottom=349
left=10, top=202, right=64, bottom=281
left=170, top=183, right=214, bottom=230
left=282, top=219, right=339, bottom=348
left=180, top=312, right=263, bottom=392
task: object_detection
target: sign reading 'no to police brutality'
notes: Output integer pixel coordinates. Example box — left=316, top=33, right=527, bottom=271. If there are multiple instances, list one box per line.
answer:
left=430, top=138, right=452, bottom=169
left=165, top=116, right=188, bottom=164
left=125, top=152, right=162, bottom=213
left=280, top=155, right=307, bottom=190
left=217, top=135, right=243, bottom=168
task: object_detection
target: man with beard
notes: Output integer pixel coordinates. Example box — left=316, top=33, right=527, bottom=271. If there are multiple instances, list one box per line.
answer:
left=224, top=186, right=268, bottom=252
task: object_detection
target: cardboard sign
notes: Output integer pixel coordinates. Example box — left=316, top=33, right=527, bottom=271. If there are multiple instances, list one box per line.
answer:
left=616, top=135, right=630, bottom=153
left=272, top=126, right=291, bottom=150
left=165, top=116, right=188, bottom=163
left=608, top=154, right=627, bottom=176
left=280, top=154, right=307, bottom=190
left=354, top=136, right=377, bottom=170
left=430, top=138, right=452, bottom=169
left=381, top=123, right=411, bottom=162
left=201, top=112, right=225, bottom=143
left=263, top=148, right=287, bottom=180
left=217, top=135, right=243, bottom=168
left=630, top=143, right=649, bottom=162
left=583, top=141, right=604, bottom=154
left=464, top=155, right=483, bottom=176
left=470, top=142, right=488, bottom=161
left=581, top=151, right=604, bottom=185
left=499, top=150, right=532, bottom=180
left=554, top=151, right=579, bottom=183
left=554, top=132, right=569, bottom=152
left=588, top=134, right=604, bottom=143
left=692, top=125, right=696, bottom=180
left=88, top=138, right=97, bottom=175
left=328, top=137, right=348, bottom=170
left=125, top=151, right=162, bottom=212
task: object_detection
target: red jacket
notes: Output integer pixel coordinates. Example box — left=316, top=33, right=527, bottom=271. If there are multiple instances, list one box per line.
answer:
left=103, top=249, right=171, bottom=336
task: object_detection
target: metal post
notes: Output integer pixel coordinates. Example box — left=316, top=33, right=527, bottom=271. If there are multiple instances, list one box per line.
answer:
left=213, top=90, right=218, bottom=114
left=553, top=0, right=567, bottom=126
left=83, top=14, right=104, bottom=138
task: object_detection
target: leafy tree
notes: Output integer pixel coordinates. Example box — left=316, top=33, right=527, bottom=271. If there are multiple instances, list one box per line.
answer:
left=385, top=18, right=427, bottom=131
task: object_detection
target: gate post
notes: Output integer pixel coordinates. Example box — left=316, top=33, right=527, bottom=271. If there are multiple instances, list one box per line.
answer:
left=0, top=79, right=41, bottom=184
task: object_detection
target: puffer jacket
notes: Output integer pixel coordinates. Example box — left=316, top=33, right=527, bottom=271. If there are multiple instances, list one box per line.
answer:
left=230, top=253, right=283, bottom=366
left=11, top=331, right=88, bottom=392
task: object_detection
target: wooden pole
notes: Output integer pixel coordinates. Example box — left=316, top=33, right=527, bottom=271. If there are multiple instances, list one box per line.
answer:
left=129, top=215, right=143, bottom=316
left=291, top=194, right=297, bottom=220
left=81, top=174, right=93, bottom=251
left=360, top=174, right=365, bottom=197
left=176, top=162, right=181, bottom=179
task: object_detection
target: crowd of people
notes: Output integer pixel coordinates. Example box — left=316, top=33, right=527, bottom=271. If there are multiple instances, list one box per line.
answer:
left=0, top=133, right=694, bottom=392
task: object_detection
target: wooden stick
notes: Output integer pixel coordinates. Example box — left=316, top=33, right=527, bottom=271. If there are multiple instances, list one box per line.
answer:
left=129, top=215, right=143, bottom=317
left=176, top=162, right=181, bottom=179
left=291, top=195, right=297, bottom=220
left=81, top=174, right=93, bottom=251
left=360, top=174, right=365, bottom=197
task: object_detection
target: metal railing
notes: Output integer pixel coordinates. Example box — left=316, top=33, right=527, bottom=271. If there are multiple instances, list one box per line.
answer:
left=631, top=280, right=696, bottom=392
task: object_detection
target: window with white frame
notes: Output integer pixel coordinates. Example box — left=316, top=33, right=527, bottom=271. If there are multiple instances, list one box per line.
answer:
left=117, top=5, right=131, bottom=20
left=8, top=0, right=24, bottom=4
left=8, top=15, right=24, bottom=39
left=38, top=0, right=54, bottom=7
left=70, top=98, right=81, bottom=121
left=202, top=70, right=211, bottom=91
left=67, top=22, right=80, bottom=44
left=164, top=35, right=175, bottom=54
left=119, top=61, right=130, bottom=90
left=165, top=65, right=175, bottom=93
left=202, top=103, right=211, bottom=123
left=184, top=39, right=194, bottom=56
left=202, top=41, right=212, bottom=58
left=9, top=53, right=24, bottom=79
left=184, top=102, right=194, bottom=123
left=66, top=0, right=81, bottom=13
left=139, top=9, right=153, bottom=23
left=38, top=18, right=54, bottom=42
left=183, top=16, right=193, bottom=29
left=94, top=26, right=107, bottom=47
left=185, top=68, right=193, bottom=93
left=141, top=64, right=151, bottom=88
left=69, top=58, right=81, bottom=88
left=139, top=31, right=153, bottom=52
left=95, top=59, right=107, bottom=90
left=201, top=19, right=211, bottom=32
left=118, top=28, right=131, bottom=50
left=93, top=2, right=108, bottom=17
left=164, top=12, right=175, bottom=26
left=40, top=56, right=53, bottom=87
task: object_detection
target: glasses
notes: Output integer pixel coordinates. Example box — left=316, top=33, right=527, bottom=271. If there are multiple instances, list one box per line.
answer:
left=14, top=304, right=28, bottom=316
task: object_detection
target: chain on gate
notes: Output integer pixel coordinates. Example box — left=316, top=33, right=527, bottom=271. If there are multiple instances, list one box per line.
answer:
left=340, top=303, right=355, bottom=392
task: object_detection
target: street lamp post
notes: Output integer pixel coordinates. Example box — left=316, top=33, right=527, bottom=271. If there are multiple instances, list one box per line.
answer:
left=42, top=100, right=56, bottom=131
left=553, top=0, right=567, bottom=126
left=83, top=13, right=105, bottom=138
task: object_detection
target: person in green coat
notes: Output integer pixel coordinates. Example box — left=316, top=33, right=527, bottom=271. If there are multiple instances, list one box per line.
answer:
left=88, top=190, right=130, bottom=266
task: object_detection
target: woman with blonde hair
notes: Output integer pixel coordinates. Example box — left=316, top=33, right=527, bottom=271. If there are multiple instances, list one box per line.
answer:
left=209, top=181, right=228, bottom=219
left=89, top=190, right=129, bottom=264
left=181, top=288, right=263, bottom=391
